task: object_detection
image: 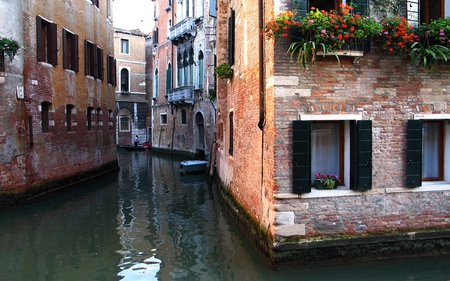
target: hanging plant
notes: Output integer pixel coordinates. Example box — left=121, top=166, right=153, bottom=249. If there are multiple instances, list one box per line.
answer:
left=0, top=37, right=20, bottom=61
left=215, top=63, right=233, bottom=79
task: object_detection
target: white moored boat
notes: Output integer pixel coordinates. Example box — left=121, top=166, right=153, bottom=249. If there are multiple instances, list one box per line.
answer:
left=180, top=160, right=208, bottom=173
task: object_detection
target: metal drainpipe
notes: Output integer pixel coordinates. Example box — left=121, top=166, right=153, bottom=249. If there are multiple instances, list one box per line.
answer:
left=258, top=0, right=265, bottom=131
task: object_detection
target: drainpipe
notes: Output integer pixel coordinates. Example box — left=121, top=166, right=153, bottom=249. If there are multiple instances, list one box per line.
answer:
left=257, top=0, right=265, bottom=131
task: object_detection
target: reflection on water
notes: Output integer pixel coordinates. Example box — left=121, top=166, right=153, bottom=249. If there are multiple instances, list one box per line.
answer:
left=0, top=150, right=449, bottom=281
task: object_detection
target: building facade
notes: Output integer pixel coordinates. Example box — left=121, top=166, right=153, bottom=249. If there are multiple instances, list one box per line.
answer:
left=0, top=0, right=117, bottom=204
left=114, top=28, right=151, bottom=146
left=215, top=0, right=450, bottom=264
left=151, top=0, right=217, bottom=158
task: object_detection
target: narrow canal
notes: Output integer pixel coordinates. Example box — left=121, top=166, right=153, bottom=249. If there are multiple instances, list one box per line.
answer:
left=0, top=150, right=449, bottom=281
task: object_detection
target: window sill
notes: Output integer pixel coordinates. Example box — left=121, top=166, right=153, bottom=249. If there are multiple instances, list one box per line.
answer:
left=316, top=50, right=364, bottom=63
left=275, top=182, right=450, bottom=199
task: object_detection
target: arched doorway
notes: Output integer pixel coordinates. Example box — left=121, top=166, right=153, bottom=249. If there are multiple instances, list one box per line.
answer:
left=195, top=112, right=205, bottom=157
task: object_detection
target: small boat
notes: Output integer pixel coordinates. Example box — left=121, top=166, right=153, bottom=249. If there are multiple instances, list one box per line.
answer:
left=180, top=159, right=208, bottom=173
left=119, top=142, right=151, bottom=151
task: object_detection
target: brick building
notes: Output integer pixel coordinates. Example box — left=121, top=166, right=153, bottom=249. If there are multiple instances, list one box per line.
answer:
left=0, top=0, right=117, bottom=204
left=151, top=0, right=217, bottom=158
left=114, top=28, right=151, bottom=145
left=215, top=0, right=450, bottom=264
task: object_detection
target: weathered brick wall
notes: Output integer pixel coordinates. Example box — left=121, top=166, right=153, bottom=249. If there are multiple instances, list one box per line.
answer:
left=0, top=0, right=117, bottom=194
left=215, top=0, right=450, bottom=244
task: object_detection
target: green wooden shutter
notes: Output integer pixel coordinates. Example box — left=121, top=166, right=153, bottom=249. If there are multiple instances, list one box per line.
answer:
left=293, top=120, right=311, bottom=194
left=350, top=120, right=372, bottom=191
left=349, top=0, right=368, bottom=15
left=406, top=119, right=422, bottom=187
left=292, top=0, right=307, bottom=20
left=291, top=0, right=307, bottom=39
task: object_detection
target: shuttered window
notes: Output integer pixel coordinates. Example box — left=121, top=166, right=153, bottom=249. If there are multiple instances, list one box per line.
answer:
left=85, top=40, right=96, bottom=77
left=36, top=16, right=57, bottom=65
left=107, top=54, right=116, bottom=86
left=62, top=29, right=79, bottom=72
left=227, top=9, right=235, bottom=66
left=97, top=46, right=104, bottom=80
left=41, top=102, right=51, bottom=133
left=292, top=120, right=373, bottom=194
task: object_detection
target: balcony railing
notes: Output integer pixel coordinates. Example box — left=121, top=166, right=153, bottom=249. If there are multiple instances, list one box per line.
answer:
left=169, top=17, right=196, bottom=43
left=168, top=86, right=194, bottom=104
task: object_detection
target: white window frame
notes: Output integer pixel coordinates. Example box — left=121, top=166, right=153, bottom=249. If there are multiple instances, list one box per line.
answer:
left=120, top=38, right=129, bottom=55
left=119, top=116, right=130, bottom=132
left=413, top=114, right=450, bottom=184
left=300, top=114, right=362, bottom=190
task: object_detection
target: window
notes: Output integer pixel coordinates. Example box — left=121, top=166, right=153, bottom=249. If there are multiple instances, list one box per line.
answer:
left=420, top=0, right=444, bottom=24
left=161, top=113, right=167, bottom=125
left=97, top=46, right=104, bottom=80
left=153, top=28, right=159, bottom=45
left=197, top=51, right=204, bottom=89
left=92, top=0, right=99, bottom=8
left=36, top=16, right=57, bottom=65
left=229, top=111, right=234, bottom=156
left=120, top=39, right=129, bottom=54
left=292, top=1, right=367, bottom=20
left=166, top=63, right=172, bottom=91
left=84, top=41, right=103, bottom=79
left=311, top=122, right=344, bottom=184
left=85, top=40, right=96, bottom=77
left=63, top=29, right=79, bottom=72
left=119, top=116, right=130, bottom=132
left=154, top=68, right=159, bottom=98
left=177, top=54, right=183, bottom=87
left=66, top=104, right=74, bottom=131
left=292, top=117, right=372, bottom=194
left=0, top=52, right=4, bottom=72
left=406, top=117, right=449, bottom=187
left=227, top=9, right=235, bottom=66
left=120, top=68, right=130, bottom=92
left=41, top=102, right=51, bottom=133
left=181, top=109, right=187, bottom=125
left=189, top=48, right=194, bottom=86
left=107, top=54, right=116, bottom=85
left=209, top=0, right=217, bottom=18
left=87, top=107, right=94, bottom=131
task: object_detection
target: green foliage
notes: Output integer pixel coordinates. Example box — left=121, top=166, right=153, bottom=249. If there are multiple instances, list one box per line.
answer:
left=287, top=40, right=339, bottom=69
left=372, top=0, right=401, bottom=18
left=419, top=17, right=450, bottom=48
left=0, top=37, right=20, bottom=61
left=215, top=63, right=233, bottom=79
left=410, top=42, right=450, bottom=74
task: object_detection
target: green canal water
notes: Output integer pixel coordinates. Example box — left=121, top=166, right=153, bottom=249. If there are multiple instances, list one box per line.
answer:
left=0, top=150, right=449, bottom=280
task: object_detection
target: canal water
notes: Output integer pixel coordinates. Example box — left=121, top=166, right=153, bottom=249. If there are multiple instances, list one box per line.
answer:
left=0, top=150, right=449, bottom=281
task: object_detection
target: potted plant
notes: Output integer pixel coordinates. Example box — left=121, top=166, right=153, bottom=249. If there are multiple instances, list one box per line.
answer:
left=215, top=63, right=233, bottom=79
left=418, top=17, right=450, bottom=47
left=314, top=173, right=340, bottom=189
left=410, top=41, right=450, bottom=74
left=0, top=37, right=20, bottom=61
left=378, top=16, right=419, bottom=58
left=262, top=4, right=383, bottom=68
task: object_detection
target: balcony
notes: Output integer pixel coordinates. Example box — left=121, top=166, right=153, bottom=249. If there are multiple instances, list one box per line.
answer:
left=169, top=17, right=196, bottom=45
left=168, top=86, right=194, bottom=104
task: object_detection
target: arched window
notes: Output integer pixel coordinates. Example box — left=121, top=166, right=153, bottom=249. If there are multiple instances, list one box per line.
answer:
left=166, top=63, right=172, bottom=91
left=189, top=48, right=194, bottom=86
left=177, top=53, right=183, bottom=87
left=154, top=68, right=159, bottom=98
left=120, top=68, right=129, bottom=92
left=197, top=51, right=204, bottom=89
left=183, top=51, right=189, bottom=86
